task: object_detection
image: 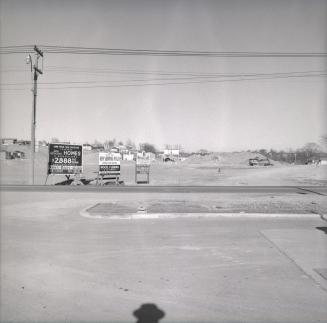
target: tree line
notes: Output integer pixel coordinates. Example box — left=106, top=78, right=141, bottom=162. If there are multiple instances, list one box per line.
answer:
left=253, top=139, right=327, bottom=164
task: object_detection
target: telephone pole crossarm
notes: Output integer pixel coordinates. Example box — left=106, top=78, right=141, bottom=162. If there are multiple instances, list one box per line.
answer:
left=34, top=45, right=43, bottom=57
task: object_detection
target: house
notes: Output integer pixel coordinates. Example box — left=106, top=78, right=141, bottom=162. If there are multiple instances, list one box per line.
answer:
left=92, top=144, right=104, bottom=151
left=145, top=152, right=156, bottom=161
left=118, top=145, right=129, bottom=154
left=17, top=140, right=31, bottom=145
left=123, top=153, right=134, bottom=161
left=1, top=138, right=17, bottom=145
left=83, top=144, right=92, bottom=151
left=110, top=146, right=120, bottom=153
left=163, top=149, right=180, bottom=161
left=137, top=151, right=146, bottom=159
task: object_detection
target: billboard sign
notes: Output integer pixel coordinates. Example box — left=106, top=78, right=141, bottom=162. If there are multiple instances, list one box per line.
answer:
left=48, top=144, right=83, bottom=175
left=135, top=158, right=150, bottom=183
left=99, top=152, right=121, bottom=175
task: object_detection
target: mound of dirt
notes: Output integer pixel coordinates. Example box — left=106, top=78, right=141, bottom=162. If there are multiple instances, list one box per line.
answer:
left=218, top=152, right=268, bottom=166
left=183, top=153, right=220, bottom=164
left=184, top=151, right=277, bottom=166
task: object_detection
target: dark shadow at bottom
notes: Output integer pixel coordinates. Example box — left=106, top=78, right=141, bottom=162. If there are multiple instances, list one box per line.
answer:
left=133, top=303, right=165, bottom=323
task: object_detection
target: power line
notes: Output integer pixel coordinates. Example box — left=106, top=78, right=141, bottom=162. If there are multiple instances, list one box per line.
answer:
left=42, top=67, right=327, bottom=78
left=1, top=70, right=326, bottom=86
left=1, top=45, right=327, bottom=57
left=3, top=66, right=326, bottom=78
left=1, top=71, right=326, bottom=91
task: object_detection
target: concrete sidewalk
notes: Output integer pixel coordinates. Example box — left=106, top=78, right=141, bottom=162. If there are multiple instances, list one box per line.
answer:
left=261, top=228, right=327, bottom=292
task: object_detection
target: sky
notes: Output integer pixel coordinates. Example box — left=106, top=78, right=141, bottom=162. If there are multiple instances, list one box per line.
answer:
left=0, top=0, right=326, bottom=152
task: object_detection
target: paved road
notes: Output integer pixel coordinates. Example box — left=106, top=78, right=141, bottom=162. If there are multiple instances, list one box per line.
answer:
left=1, top=190, right=327, bottom=323
left=1, top=184, right=326, bottom=195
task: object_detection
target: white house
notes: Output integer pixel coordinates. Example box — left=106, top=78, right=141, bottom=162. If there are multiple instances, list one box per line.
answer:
left=83, top=144, right=92, bottom=151
left=163, top=149, right=180, bottom=158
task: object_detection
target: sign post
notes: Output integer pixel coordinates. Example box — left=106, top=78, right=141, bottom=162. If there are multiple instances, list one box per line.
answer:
left=97, top=152, right=121, bottom=185
left=135, top=158, right=150, bottom=184
left=47, top=143, right=83, bottom=184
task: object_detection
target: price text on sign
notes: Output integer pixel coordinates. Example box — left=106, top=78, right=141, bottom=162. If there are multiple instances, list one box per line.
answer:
left=48, top=144, right=82, bottom=174
left=99, top=164, right=120, bottom=173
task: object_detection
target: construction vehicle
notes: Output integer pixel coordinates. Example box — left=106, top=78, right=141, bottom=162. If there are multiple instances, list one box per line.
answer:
left=249, top=157, right=273, bottom=166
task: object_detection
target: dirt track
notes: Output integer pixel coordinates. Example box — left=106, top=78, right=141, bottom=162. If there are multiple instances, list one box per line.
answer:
left=1, top=149, right=326, bottom=186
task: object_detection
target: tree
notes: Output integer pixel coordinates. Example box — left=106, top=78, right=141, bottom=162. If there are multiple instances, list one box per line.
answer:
left=140, top=142, right=157, bottom=153
left=301, top=142, right=322, bottom=157
left=103, top=139, right=117, bottom=150
left=51, top=137, right=60, bottom=143
left=259, top=149, right=268, bottom=157
left=125, top=138, right=136, bottom=150
left=93, top=139, right=102, bottom=146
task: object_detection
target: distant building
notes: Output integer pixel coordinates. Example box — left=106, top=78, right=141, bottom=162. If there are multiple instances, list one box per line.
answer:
left=17, top=140, right=31, bottom=145
left=123, top=153, right=134, bottom=161
left=92, top=144, right=104, bottom=151
left=110, top=146, right=120, bottom=153
left=164, top=149, right=179, bottom=156
left=163, top=149, right=180, bottom=161
left=118, top=145, right=129, bottom=154
left=1, top=138, right=17, bottom=145
left=137, top=151, right=146, bottom=159
left=83, top=144, right=92, bottom=151
left=145, top=152, right=156, bottom=161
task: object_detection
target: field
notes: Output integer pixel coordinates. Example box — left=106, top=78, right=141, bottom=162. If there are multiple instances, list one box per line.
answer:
left=1, top=145, right=326, bottom=186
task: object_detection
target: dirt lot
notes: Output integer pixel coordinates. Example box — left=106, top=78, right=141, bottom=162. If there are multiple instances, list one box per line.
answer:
left=1, top=147, right=326, bottom=186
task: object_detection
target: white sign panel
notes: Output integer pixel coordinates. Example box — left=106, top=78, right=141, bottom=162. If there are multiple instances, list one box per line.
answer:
left=99, top=152, right=121, bottom=175
left=136, top=158, right=151, bottom=166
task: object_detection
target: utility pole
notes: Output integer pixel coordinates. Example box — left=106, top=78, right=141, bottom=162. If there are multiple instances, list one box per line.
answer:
left=27, top=46, right=43, bottom=185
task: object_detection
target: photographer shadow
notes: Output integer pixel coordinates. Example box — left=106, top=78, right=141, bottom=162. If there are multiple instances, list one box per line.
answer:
left=133, top=303, right=165, bottom=323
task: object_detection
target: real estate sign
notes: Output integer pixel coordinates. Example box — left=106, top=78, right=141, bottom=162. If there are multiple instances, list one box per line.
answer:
left=135, top=158, right=150, bottom=183
left=99, top=152, right=121, bottom=175
left=48, top=143, right=83, bottom=175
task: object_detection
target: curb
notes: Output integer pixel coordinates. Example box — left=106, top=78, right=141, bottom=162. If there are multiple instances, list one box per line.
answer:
left=80, top=207, right=322, bottom=220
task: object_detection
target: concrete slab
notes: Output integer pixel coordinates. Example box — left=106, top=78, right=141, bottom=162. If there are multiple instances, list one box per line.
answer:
left=261, top=229, right=327, bottom=291
left=1, top=191, right=327, bottom=322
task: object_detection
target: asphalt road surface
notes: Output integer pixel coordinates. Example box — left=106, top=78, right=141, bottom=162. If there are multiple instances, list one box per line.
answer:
left=1, top=184, right=327, bottom=195
left=1, top=189, right=327, bottom=323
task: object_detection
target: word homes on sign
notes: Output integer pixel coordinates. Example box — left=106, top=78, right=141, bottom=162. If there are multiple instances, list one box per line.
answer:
left=48, top=144, right=83, bottom=175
